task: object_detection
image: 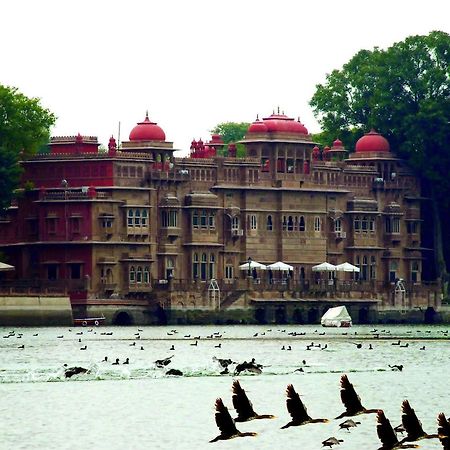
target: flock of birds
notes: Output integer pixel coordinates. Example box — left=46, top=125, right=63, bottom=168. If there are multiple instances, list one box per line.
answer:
left=210, top=375, right=450, bottom=449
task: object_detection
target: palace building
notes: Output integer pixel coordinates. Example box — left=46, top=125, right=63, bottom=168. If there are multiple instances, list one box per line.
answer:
left=0, top=110, right=440, bottom=324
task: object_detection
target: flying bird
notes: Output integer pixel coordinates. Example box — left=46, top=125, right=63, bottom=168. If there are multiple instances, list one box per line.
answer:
left=437, top=412, right=450, bottom=450
left=209, top=398, right=256, bottom=443
left=322, top=436, right=343, bottom=447
left=400, top=400, right=439, bottom=443
left=335, top=374, right=378, bottom=419
left=376, top=409, right=418, bottom=450
left=232, top=380, right=275, bottom=422
left=339, top=419, right=360, bottom=431
left=281, top=384, right=328, bottom=429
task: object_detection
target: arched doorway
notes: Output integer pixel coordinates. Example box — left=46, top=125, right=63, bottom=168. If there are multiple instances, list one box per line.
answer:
left=359, top=307, right=369, bottom=324
left=275, top=307, right=287, bottom=324
left=255, top=308, right=266, bottom=324
left=155, top=304, right=168, bottom=325
left=293, top=309, right=303, bottom=324
left=424, top=306, right=436, bottom=324
left=308, top=308, right=319, bottom=324
left=113, top=311, right=133, bottom=326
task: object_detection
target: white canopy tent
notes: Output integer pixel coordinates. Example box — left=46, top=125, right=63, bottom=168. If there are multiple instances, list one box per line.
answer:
left=335, top=262, right=360, bottom=273
left=239, top=261, right=267, bottom=270
left=312, top=262, right=337, bottom=272
left=0, top=262, right=15, bottom=271
left=321, top=306, right=352, bottom=327
left=267, top=261, right=294, bottom=271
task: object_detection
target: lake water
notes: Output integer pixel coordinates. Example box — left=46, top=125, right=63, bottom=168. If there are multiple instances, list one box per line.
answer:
left=0, top=324, right=448, bottom=449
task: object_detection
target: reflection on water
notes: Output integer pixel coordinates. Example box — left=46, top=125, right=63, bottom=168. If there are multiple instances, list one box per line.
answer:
left=0, top=324, right=448, bottom=449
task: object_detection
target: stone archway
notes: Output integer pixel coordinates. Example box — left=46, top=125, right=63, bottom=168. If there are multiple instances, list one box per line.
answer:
left=308, top=308, right=319, bottom=324
left=359, top=307, right=369, bottom=324
left=292, top=309, right=304, bottom=324
left=275, top=306, right=287, bottom=324
left=113, top=311, right=133, bottom=326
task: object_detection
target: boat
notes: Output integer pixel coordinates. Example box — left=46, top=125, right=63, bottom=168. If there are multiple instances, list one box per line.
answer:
left=73, top=316, right=105, bottom=327
left=320, top=306, right=352, bottom=327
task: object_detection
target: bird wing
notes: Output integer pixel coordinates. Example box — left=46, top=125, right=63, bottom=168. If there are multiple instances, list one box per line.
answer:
left=286, top=384, right=311, bottom=422
left=215, top=398, right=238, bottom=436
left=232, top=380, right=256, bottom=421
left=377, top=410, right=399, bottom=448
left=340, top=375, right=364, bottom=414
left=401, top=400, right=425, bottom=440
left=437, top=413, right=450, bottom=448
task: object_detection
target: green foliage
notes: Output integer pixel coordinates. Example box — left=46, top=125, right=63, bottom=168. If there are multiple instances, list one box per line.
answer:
left=0, top=85, right=56, bottom=210
left=210, top=122, right=250, bottom=144
left=310, top=30, right=450, bottom=272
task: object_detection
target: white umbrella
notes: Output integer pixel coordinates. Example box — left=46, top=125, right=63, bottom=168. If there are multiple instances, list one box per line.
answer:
left=336, top=262, right=360, bottom=273
left=312, top=262, right=337, bottom=272
left=267, top=261, right=293, bottom=271
left=0, top=262, right=15, bottom=271
left=239, top=261, right=267, bottom=270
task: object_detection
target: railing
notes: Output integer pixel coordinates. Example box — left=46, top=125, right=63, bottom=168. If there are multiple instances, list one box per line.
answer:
left=41, top=190, right=110, bottom=201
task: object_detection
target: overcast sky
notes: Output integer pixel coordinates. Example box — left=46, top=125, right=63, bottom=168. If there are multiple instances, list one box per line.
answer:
left=2, top=0, right=449, bottom=155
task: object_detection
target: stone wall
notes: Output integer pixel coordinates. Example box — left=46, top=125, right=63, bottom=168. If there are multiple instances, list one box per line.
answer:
left=0, top=296, right=72, bottom=326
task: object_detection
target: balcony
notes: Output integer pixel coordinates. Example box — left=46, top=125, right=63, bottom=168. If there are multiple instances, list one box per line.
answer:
left=334, top=231, right=346, bottom=239
left=231, top=229, right=244, bottom=237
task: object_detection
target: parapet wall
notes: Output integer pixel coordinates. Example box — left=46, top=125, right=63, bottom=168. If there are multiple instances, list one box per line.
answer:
left=0, top=296, right=73, bottom=326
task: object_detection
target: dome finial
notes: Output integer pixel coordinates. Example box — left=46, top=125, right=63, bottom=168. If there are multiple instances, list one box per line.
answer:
left=256, top=114, right=259, bottom=121
left=145, top=110, right=149, bottom=120
left=277, top=106, right=280, bottom=114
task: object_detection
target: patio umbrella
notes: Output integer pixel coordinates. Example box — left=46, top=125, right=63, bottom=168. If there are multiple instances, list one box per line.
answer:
left=267, top=261, right=294, bottom=271
left=335, top=262, right=360, bottom=273
left=239, top=261, right=267, bottom=270
left=0, top=262, right=15, bottom=271
left=312, top=262, right=337, bottom=272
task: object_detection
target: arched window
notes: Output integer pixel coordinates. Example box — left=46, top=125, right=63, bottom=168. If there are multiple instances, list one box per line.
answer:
left=282, top=216, right=287, bottom=231
left=127, top=209, right=134, bottom=227
left=294, top=216, right=298, bottom=231
left=361, top=216, right=368, bottom=232
left=169, top=210, right=178, bottom=227
left=201, top=253, right=207, bottom=280
left=200, top=209, right=207, bottom=228
left=314, top=216, right=321, bottom=232
left=299, top=216, right=306, bottom=232
left=250, top=215, right=257, bottom=230
left=411, top=261, right=420, bottom=283
left=208, top=211, right=215, bottom=228
left=192, top=210, right=199, bottom=228
left=287, top=216, right=294, bottom=231
left=161, top=210, right=168, bottom=227
left=129, top=266, right=136, bottom=283
left=166, top=258, right=174, bottom=279
left=136, top=266, right=143, bottom=283
left=370, top=256, right=376, bottom=280
left=209, top=254, right=215, bottom=279
left=193, top=253, right=199, bottom=279
left=134, top=209, right=141, bottom=226
left=144, top=266, right=150, bottom=283
left=231, top=216, right=239, bottom=230
left=334, top=218, right=342, bottom=233
left=389, top=261, right=398, bottom=282
left=142, top=209, right=148, bottom=227
left=361, top=256, right=368, bottom=281
left=355, top=216, right=361, bottom=232
left=369, top=217, right=375, bottom=232
left=266, top=215, right=273, bottom=231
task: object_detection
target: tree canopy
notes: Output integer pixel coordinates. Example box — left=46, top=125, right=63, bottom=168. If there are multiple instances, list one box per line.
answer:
left=310, top=30, right=450, bottom=279
left=210, top=122, right=249, bottom=144
left=0, top=85, right=56, bottom=210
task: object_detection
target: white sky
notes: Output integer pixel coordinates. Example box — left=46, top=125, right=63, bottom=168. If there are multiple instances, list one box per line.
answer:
left=1, top=0, right=449, bottom=155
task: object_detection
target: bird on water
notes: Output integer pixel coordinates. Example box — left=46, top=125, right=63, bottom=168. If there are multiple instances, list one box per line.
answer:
left=376, top=410, right=418, bottom=449
left=232, top=380, right=275, bottom=422
left=335, top=374, right=378, bottom=419
left=399, top=400, right=439, bottom=443
left=209, top=398, right=257, bottom=443
left=281, top=384, right=328, bottom=429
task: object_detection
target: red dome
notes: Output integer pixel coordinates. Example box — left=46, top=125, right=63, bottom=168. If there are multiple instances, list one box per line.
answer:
left=355, top=129, right=390, bottom=153
left=248, top=117, right=268, bottom=133
left=262, top=113, right=308, bottom=135
left=129, top=113, right=166, bottom=141
left=332, top=138, right=343, bottom=149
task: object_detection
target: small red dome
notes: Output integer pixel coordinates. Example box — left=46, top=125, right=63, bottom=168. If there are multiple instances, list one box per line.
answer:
left=332, top=138, right=343, bottom=148
left=210, top=134, right=223, bottom=143
left=248, top=118, right=268, bottom=133
left=355, top=129, right=390, bottom=153
left=129, top=113, right=166, bottom=141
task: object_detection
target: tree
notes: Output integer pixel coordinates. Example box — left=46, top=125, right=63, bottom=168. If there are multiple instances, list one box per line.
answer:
left=310, top=31, right=450, bottom=285
left=210, top=122, right=250, bottom=157
left=0, top=85, right=56, bottom=210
